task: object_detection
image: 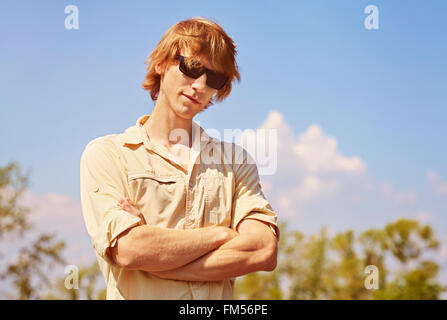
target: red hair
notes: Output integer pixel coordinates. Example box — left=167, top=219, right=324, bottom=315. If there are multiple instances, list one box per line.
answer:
left=142, top=17, right=240, bottom=108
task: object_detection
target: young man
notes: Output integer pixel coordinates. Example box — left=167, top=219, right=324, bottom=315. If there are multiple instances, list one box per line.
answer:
left=80, top=17, right=279, bottom=300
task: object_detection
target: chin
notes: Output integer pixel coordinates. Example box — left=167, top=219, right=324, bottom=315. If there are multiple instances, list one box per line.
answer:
left=176, top=106, right=197, bottom=120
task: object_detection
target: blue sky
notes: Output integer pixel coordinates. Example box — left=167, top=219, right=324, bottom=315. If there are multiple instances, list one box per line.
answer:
left=1, top=0, right=446, bottom=291
left=1, top=0, right=446, bottom=196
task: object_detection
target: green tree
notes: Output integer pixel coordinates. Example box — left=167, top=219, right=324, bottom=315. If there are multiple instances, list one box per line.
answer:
left=0, top=234, right=66, bottom=299
left=0, top=162, right=67, bottom=299
left=358, top=228, right=388, bottom=289
left=287, top=228, right=331, bottom=299
left=0, top=161, right=108, bottom=299
left=327, top=231, right=363, bottom=299
left=235, top=219, right=445, bottom=300
left=374, top=260, right=445, bottom=299
left=0, top=162, right=31, bottom=240
left=383, top=219, right=439, bottom=264
left=372, top=219, right=443, bottom=299
left=234, top=270, right=283, bottom=300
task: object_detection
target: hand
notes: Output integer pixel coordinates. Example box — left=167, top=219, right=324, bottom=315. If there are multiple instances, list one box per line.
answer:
left=118, top=197, right=147, bottom=224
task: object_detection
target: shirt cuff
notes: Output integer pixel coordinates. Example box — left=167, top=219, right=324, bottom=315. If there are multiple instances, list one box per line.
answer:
left=94, top=209, right=144, bottom=266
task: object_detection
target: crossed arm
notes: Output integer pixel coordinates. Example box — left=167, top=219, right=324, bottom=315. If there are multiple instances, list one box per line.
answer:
left=150, top=219, right=277, bottom=281
left=109, top=198, right=278, bottom=281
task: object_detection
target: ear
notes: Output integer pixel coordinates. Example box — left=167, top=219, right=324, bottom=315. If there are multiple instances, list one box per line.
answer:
left=155, top=61, right=167, bottom=76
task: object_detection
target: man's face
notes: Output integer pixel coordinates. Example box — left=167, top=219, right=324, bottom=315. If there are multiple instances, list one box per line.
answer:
left=156, top=51, right=218, bottom=120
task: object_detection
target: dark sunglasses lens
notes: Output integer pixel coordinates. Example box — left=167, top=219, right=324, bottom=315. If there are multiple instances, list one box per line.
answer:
left=207, top=72, right=227, bottom=90
left=179, top=59, right=204, bottom=79
left=179, top=56, right=227, bottom=90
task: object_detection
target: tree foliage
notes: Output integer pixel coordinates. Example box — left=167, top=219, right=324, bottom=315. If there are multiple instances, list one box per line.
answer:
left=235, top=219, right=445, bottom=300
left=0, top=162, right=31, bottom=240
left=0, top=162, right=103, bottom=299
left=0, top=234, right=66, bottom=299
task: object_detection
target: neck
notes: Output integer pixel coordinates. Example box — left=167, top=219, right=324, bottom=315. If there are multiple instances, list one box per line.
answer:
left=145, top=97, right=193, bottom=149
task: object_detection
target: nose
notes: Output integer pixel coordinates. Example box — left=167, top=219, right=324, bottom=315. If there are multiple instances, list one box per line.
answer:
left=191, top=73, right=207, bottom=91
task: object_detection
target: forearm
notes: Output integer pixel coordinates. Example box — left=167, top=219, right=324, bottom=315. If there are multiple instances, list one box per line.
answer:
left=110, top=224, right=235, bottom=272
left=151, top=232, right=277, bottom=281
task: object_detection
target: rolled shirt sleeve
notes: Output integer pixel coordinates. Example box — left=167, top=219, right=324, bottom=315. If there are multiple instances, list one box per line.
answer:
left=80, top=138, right=143, bottom=265
left=231, top=145, right=280, bottom=239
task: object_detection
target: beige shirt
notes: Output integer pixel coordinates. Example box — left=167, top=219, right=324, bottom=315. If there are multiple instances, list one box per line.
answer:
left=80, top=114, right=279, bottom=300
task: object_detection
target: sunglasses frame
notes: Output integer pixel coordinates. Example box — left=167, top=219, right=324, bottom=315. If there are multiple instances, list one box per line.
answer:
left=177, top=55, right=228, bottom=90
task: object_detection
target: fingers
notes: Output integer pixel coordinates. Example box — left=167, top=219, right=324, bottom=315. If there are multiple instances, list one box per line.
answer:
left=118, top=197, right=136, bottom=214
left=118, top=197, right=146, bottom=225
left=139, top=214, right=147, bottom=225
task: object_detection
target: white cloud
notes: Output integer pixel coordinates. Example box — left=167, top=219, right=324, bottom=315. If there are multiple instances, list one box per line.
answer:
left=294, top=174, right=339, bottom=201
left=242, top=110, right=369, bottom=220
left=440, top=241, right=447, bottom=260
left=427, top=169, right=447, bottom=197
left=414, top=211, right=433, bottom=224
left=271, top=174, right=341, bottom=219
left=20, top=191, right=84, bottom=232
left=381, top=182, right=417, bottom=206
left=249, top=111, right=366, bottom=176
left=258, top=110, right=296, bottom=148
left=294, top=125, right=366, bottom=175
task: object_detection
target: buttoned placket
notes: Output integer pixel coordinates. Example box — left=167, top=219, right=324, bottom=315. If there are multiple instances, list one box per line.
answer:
left=138, top=119, right=212, bottom=298
left=183, top=124, right=210, bottom=230
left=137, top=121, right=211, bottom=231
left=181, top=124, right=213, bottom=299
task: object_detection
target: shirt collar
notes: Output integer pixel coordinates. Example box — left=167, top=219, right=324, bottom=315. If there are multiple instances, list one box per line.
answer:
left=118, top=114, right=213, bottom=148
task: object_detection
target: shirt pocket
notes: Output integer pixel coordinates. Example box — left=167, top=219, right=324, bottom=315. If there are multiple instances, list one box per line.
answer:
left=127, top=170, right=184, bottom=226
left=201, top=171, right=231, bottom=227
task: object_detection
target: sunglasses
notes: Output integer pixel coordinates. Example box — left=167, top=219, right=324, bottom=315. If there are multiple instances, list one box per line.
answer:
left=177, top=55, right=228, bottom=90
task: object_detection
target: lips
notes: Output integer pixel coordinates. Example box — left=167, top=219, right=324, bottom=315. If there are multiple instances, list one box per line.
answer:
left=182, top=94, right=200, bottom=104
